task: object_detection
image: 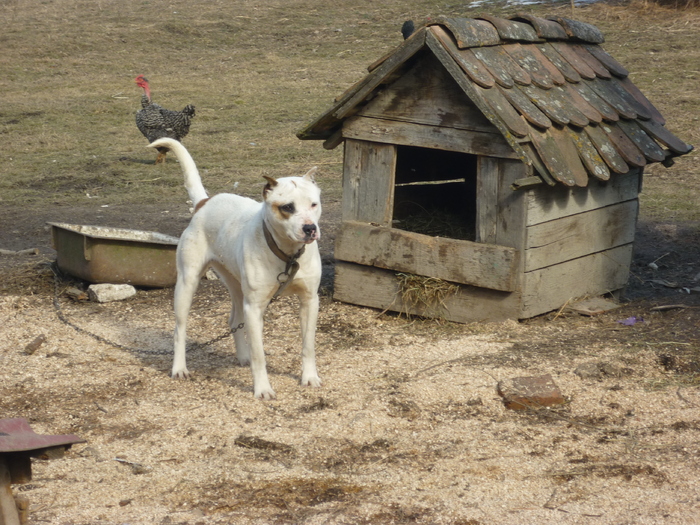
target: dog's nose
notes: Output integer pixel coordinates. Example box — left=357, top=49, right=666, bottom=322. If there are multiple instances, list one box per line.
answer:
left=303, top=224, right=317, bottom=237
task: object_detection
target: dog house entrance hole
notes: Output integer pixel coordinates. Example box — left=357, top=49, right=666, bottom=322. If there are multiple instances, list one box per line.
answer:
left=392, top=146, right=477, bottom=241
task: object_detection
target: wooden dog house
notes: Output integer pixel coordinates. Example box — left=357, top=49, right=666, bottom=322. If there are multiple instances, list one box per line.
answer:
left=298, top=14, right=693, bottom=322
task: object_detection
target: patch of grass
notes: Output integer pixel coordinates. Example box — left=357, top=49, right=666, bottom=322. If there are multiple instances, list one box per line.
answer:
left=0, top=0, right=697, bottom=218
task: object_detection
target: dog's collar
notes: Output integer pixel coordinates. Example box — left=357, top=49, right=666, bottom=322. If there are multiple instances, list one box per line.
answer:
left=262, top=220, right=306, bottom=297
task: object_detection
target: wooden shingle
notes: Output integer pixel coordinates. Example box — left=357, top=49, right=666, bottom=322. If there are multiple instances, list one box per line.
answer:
left=298, top=14, right=693, bottom=186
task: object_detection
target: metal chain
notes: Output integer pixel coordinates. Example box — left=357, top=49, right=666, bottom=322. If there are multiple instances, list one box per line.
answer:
left=51, top=264, right=238, bottom=356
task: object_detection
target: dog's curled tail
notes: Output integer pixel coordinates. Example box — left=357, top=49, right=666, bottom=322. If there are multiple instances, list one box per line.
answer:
left=149, top=138, right=208, bottom=206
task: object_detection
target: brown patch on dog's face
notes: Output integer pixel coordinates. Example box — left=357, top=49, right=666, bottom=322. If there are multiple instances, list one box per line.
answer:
left=262, top=176, right=278, bottom=199
left=272, top=202, right=296, bottom=220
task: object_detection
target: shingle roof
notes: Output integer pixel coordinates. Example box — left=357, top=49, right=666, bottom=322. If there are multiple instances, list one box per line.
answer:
left=297, top=14, right=693, bottom=187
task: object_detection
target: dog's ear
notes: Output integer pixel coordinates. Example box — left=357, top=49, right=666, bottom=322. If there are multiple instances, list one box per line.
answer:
left=303, top=166, right=318, bottom=183
left=262, top=175, right=278, bottom=198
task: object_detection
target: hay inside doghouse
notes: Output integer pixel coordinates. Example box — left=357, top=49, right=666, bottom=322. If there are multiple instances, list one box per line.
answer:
left=395, top=272, right=459, bottom=319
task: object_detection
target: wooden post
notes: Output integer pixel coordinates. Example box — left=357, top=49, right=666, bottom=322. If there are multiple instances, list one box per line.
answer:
left=0, top=457, right=20, bottom=525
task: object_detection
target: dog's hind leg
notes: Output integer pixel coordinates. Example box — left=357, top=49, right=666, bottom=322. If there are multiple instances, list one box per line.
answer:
left=299, top=290, right=322, bottom=387
left=171, top=237, right=208, bottom=379
left=172, top=272, right=199, bottom=379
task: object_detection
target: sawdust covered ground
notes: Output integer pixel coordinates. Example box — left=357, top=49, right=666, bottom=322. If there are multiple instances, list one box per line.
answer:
left=1, top=211, right=700, bottom=524
left=1, top=0, right=700, bottom=523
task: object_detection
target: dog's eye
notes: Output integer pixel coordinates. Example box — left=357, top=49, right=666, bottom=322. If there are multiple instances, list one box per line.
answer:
left=279, top=203, right=295, bottom=214
left=311, top=203, right=319, bottom=209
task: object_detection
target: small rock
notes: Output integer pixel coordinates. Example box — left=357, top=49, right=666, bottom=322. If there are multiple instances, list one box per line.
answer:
left=24, top=334, right=47, bottom=355
left=574, top=361, right=630, bottom=381
left=497, top=374, right=565, bottom=411
left=65, top=287, right=88, bottom=301
left=574, top=362, right=604, bottom=380
left=88, top=283, right=137, bottom=303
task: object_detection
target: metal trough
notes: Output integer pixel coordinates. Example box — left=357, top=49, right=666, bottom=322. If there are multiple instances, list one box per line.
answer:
left=49, top=222, right=180, bottom=288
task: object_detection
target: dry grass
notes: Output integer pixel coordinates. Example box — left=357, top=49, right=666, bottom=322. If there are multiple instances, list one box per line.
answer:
left=0, top=0, right=698, bottom=221
left=396, top=272, right=459, bottom=319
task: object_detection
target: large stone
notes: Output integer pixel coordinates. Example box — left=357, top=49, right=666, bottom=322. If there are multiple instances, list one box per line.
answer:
left=497, top=374, right=565, bottom=411
left=88, top=283, right=137, bottom=303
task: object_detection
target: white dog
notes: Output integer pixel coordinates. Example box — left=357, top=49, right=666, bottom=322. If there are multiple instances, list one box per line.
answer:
left=149, top=138, right=322, bottom=399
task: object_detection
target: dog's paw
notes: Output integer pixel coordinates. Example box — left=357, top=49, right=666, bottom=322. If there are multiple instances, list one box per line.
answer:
left=171, top=368, right=191, bottom=379
left=301, top=375, right=322, bottom=388
left=254, top=386, right=277, bottom=400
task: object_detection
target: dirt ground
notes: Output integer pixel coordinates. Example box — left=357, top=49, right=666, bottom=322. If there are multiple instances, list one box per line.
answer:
left=1, top=192, right=700, bottom=525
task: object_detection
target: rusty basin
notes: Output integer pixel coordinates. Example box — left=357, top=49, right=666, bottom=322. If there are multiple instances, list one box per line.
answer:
left=48, top=222, right=180, bottom=288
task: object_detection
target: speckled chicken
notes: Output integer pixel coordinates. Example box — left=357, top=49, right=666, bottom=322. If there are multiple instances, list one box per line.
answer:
left=135, top=75, right=195, bottom=164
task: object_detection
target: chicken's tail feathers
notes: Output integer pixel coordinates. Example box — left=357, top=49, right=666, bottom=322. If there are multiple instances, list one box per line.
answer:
left=148, top=138, right=208, bottom=205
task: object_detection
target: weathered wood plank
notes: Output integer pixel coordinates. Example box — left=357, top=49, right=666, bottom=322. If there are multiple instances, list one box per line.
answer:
left=476, top=156, right=499, bottom=244
left=520, top=244, right=633, bottom=318
left=494, top=158, right=530, bottom=252
left=342, top=140, right=396, bottom=225
left=524, top=200, right=638, bottom=272
left=357, top=54, right=498, bottom=133
left=334, top=30, right=427, bottom=120
left=334, top=221, right=519, bottom=292
left=525, top=168, right=640, bottom=225
left=334, top=261, right=522, bottom=323
left=342, top=116, right=518, bottom=159
left=425, top=30, right=534, bottom=165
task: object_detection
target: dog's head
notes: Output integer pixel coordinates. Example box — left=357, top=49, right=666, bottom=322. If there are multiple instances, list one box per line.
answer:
left=263, top=167, right=322, bottom=245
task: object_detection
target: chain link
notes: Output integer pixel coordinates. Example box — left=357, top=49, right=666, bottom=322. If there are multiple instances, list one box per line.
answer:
left=51, top=264, right=238, bottom=356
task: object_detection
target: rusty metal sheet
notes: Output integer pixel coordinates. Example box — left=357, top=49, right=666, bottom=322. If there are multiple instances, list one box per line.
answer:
left=503, top=43, right=554, bottom=89
left=477, top=15, right=540, bottom=42
left=511, top=14, right=568, bottom=40
left=570, top=82, right=619, bottom=122
left=499, top=85, right=552, bottom=129
left=570, top=44, right=611, bottom=79
left=562, top=83, right=603, bottom=123
left=616, top=119, right=667, bottom=162
left=529, top=128, right=578, bottom=186
left=476, top=84, right=530, bottom=137
left=584, top=124, right=630, bottom=174
left=618, top=77, right=665, bottom=124
left=550, top=42, right=597, bottom=80
left=587, top=78, right=637, bottom=119
left=601, top=122, right=647, bottom=168
left=0, top=418, right=85, bottom=453
left=537, top=43, right=581, bottom=83
left=430, top=26, right=495, bottom=88
left=547, top=17, right=605, bottom=44
left=565, top=127, right=611, bottom=181
left=472, top=45, right=532, bottom=88
left=584, top=45, right=629, bottom=78
left=548, top=125, right=589, bottom=186
left=432, top=16, right=501, bottom=48
left=637, top=118, right=694, bottom=154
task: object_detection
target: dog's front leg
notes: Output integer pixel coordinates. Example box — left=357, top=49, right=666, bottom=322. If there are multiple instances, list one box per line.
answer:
left=244, top=300, right=276, bottom=400
left=299, top=291, right=321, bottom=388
